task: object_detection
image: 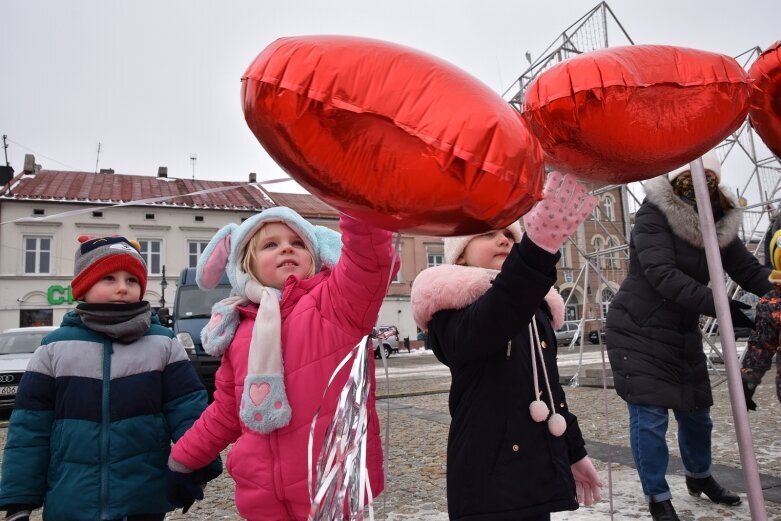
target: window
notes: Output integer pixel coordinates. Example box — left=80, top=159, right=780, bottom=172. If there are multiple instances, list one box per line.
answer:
left=601, top=288, right=615, bottom=318
left=602, top=196, right=615, bottom=222
left=92, top=211, right=103, bottom=218
left=194, top=215, right=204, bottom=222
left=145, top=213, right=155, bottom=220
left=592, top=237, right=605, bottom=270
left=391, top=257, right=402, bottom=283
left=19, top=309, right=53, bottom=327
left=23, top=236, right=52, bottom=274
left=138, top=239, right=162, bottom=274
left=33, top=208, right=45, bottom=216
left=606, top=237, right=619, bottom=269
left=560, top=289, right=580, bottom=321
left=427, top=253, right=443, bottom=268
left=559, top=242, right=570, bottom=268
left=188, top=241, right=210, bottom=268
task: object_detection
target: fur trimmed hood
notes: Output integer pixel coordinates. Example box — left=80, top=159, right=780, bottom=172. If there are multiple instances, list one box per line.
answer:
left=644, top=176, right=742, bottom=248
left=410, top=264, right=565, bottom=331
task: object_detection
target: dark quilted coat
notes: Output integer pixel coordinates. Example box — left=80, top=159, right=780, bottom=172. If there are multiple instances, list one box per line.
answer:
left=606, top=176, right=772, bottom=411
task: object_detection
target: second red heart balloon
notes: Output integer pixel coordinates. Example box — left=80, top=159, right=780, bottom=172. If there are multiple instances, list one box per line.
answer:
left=522, top=45, right=751, bottom=184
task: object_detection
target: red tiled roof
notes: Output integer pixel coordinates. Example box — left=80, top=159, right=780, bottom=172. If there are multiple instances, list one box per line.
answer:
left=266, top=192, right=339, bottom=218
left=1, top=170, right=275, bottom=211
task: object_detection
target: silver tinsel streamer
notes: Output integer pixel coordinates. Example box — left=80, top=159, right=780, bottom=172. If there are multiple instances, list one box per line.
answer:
left=308, top=336, right=375, bottom=521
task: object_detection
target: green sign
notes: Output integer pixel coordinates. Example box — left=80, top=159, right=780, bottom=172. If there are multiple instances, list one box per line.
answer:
left=47, top=285, right=74, bottom=305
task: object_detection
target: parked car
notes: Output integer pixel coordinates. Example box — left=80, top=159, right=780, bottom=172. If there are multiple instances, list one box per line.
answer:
left=171, top=268, right=232, bottom=400
left=0, top=326, right=57, bottom=410
left=371, top=325, right=400, bottom=359
left=555, top=322, right=581, bottom=346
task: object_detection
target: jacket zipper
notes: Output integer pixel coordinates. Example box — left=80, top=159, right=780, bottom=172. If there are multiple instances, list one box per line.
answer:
left=506, top=340, right=512, bottom=360
left=100, top=340, right=113, bottom=520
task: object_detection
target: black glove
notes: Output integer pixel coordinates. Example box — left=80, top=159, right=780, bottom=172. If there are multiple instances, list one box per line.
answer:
left=166, top=467, right=204, bottom=514
left=5, top=504, right=34, bottom=521
left=728, top=299, right=755, bottom=330
left=743, top=380, right=758, bottom=411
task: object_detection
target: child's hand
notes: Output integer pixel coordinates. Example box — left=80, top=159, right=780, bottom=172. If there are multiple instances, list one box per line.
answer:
left=571, top=456, right=603, bottom=506
left=523, top=172, right=598, bottom=254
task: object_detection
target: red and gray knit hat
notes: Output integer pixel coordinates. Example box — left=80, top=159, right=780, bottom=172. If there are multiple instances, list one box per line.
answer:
left=71, top=235, right=148, bottom=300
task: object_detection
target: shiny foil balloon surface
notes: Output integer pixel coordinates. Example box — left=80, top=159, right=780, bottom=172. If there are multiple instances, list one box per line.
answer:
left=748, top=41, right=781, bottom=158
left=242, top=35, right=544, bottom=236
left=522, top=45, right=750, bottom=184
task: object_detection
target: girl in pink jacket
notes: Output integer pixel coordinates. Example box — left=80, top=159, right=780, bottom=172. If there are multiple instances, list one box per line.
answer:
left=165, top=207, right=396, bottom=520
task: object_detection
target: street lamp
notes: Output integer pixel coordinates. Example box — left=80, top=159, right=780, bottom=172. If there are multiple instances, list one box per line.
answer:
left=160, top=265, right=168, bottom=309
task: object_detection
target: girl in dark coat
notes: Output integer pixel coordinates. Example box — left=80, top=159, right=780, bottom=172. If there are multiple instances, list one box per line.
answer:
left=411, top=173, right=601, bottom=521
left=606, top=151, right=772, bottom=520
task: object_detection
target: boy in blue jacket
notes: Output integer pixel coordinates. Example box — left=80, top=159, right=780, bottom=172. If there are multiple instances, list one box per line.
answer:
left=0, top=236, right=220, bottom=521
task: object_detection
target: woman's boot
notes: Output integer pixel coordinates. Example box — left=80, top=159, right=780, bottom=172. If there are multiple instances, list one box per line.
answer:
left=649, top=500, right=680, bottom=521
left=686, top=475, right=741, bottom=505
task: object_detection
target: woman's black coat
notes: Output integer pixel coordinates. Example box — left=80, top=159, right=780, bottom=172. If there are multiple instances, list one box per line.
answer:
left=606, top=176, right=772, bottom=411
left=423, top=236, right=587, bottom=521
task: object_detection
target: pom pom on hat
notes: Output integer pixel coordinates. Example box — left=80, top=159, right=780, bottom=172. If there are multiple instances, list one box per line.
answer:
left=443, top=221, right=523, bottom=265
left=667, top=149, right=721, bottom=183
left=71, top=236, right=147, bottom=300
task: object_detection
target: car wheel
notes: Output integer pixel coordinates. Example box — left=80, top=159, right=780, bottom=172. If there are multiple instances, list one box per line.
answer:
left=384, top=345, right=392, bottom=358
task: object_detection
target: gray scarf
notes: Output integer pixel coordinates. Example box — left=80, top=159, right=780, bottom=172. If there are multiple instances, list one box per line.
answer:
left=75, top=301, right=152, bottom=343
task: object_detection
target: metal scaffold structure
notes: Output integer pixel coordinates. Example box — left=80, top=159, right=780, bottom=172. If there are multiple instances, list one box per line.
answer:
left=502, top=1, right=781, bottom=384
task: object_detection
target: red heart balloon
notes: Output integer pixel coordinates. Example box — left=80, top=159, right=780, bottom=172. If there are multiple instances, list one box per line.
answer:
left=748, top=41, right=781, bottom=158
left=242, top=36, right=544, bottom=236
left=522, top=45, right=750, bottom=184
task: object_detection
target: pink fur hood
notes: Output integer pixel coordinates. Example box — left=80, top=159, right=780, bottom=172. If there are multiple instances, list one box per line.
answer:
left=411, top=264, right=565, bottom=331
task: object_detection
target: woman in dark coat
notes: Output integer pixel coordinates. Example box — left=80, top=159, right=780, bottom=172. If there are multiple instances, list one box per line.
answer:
left=411, top=173, right=602, bottom=521
left=606, top=151, right=772, bottom=521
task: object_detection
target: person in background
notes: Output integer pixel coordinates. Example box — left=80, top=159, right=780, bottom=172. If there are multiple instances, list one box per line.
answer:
left=0, top=236, right=220, bottom=521
left=412, top=173, right=602, bottom=521
left=742, top=228, right=781, bottom=410
left=606, top=150, right=772, bottom=521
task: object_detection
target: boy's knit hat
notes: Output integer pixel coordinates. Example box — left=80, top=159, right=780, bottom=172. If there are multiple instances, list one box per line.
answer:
left=667, top=149, right=722, bottom=183
left=443, top=221, right=523, bottom=265
left=71, top=235, right=148, bottom=300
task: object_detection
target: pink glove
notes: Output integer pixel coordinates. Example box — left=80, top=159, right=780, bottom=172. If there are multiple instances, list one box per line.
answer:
left=523, top=172, right=598, bottom=254
left=571, top=456, right=603, bottom=506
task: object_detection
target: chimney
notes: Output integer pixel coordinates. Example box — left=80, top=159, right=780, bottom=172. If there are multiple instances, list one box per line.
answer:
left=99, top=168, right=115, bottom=175
left=23, top=154, right=37, bottom=173
left=249, top=172, right=257, bottom=183
left=157, top=166, right=168, bottom=178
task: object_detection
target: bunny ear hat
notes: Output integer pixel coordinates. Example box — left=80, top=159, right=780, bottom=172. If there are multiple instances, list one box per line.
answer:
left=196, top=207, right=343, bottom=434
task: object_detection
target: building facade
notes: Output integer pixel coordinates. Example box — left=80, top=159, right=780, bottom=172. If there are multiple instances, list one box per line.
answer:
left=0, top=157, right=448, bottom=341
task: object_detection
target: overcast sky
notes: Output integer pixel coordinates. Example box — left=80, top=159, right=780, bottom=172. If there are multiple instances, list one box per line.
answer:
left=2, top=1, right=780, bottom=196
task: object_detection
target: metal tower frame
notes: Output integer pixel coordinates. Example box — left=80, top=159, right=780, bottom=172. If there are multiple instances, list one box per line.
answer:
left=502, top=2, right=781, bottom=382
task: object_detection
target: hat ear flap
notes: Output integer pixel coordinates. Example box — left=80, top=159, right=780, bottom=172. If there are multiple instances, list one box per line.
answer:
left=314, top=225, right=342, bottom=269
left=197, top=224, right=235, bottom=289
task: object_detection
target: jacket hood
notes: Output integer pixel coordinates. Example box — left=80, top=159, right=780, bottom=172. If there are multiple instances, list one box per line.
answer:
left=411, top=264, right=564, bottom=331
left=644, top=175, right=742, bottom=248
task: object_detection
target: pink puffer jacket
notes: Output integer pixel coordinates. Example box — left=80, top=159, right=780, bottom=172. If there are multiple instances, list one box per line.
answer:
left=171, top=216, right=395, bottom=520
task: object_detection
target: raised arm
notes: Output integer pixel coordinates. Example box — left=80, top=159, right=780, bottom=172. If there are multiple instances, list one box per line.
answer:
left=320, top=214, right=397, bottom=338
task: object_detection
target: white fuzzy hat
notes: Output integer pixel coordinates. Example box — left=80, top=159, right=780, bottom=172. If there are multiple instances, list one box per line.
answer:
left=667, top=150, right=721, bottom=183
left=443, top=221, right=523, bottom=265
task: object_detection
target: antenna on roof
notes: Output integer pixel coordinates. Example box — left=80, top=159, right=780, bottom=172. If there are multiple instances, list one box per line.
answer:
left=2, top=135, right=9, bottom=167
left=190, top=153, right=197, bottom=181
left=94, top=142, right=102, bottom=173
